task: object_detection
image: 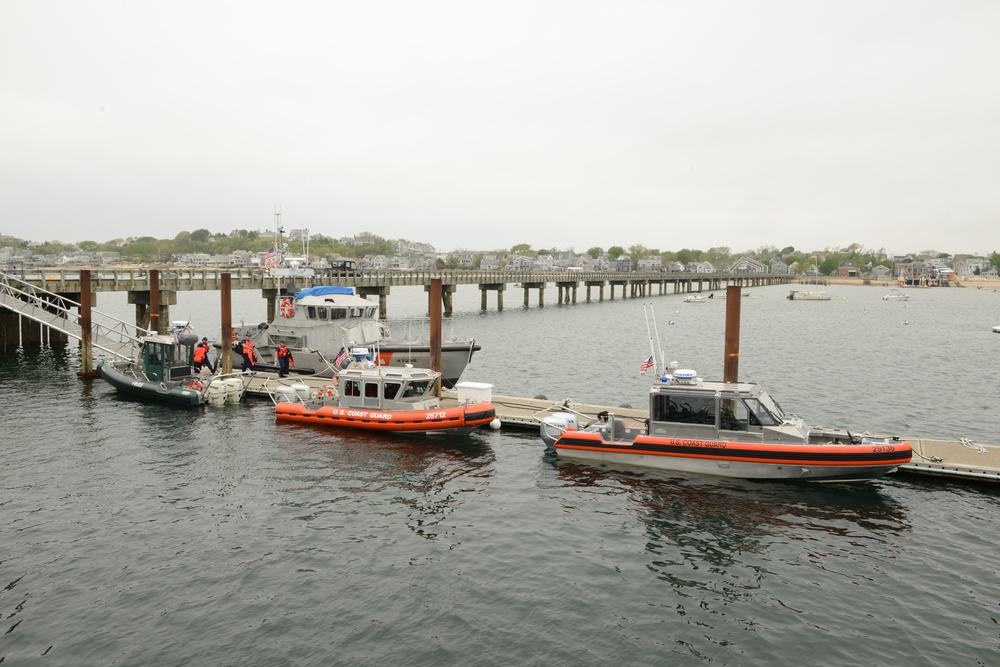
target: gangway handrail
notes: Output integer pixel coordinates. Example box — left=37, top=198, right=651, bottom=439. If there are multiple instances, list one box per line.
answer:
left=0, top=271, right=145, bottom=358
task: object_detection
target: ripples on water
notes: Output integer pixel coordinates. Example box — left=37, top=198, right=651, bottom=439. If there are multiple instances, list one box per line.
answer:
left=2, top=285, right=999, bottom=665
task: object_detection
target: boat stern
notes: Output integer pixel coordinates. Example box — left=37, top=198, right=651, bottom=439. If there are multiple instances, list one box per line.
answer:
left=539, top=412, right=580, bottom=449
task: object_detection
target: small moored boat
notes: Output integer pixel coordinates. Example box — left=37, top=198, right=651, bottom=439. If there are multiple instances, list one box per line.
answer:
left=273, top=348, right=497, bottom=435
left=98, top=322, right=249, bottom=407
left=882, top=289, right=910, bottom=301
left=538, top=367, right=911, bottom=482
left=787, top=290, right=831, bottom=300
left=683, top=294, right=710, bottom=303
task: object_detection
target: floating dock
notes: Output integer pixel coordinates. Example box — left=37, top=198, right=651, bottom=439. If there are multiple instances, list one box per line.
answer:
left=901, top=438, right=1000, bottom=483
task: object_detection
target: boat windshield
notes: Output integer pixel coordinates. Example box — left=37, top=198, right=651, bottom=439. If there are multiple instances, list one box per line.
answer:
left=402, top=381, right=431, bottom=398
left=747, top=390, right=784, bottom=425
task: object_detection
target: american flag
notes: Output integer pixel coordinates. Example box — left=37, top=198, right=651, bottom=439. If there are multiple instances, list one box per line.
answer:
left=335, top=347, right=349, bottom=366
left=264, top=247, right=278, bottom=269
left=639, top=355, right=655, bottom=374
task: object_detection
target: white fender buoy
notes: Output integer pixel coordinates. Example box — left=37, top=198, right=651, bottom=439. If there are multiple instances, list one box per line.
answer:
left=490, top=418, right=501, bottom=430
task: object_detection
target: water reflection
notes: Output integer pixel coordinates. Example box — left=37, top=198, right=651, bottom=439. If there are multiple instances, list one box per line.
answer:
left=549, top=459, right=911, bottom=597
left=274, top=425, right=497, bottom=542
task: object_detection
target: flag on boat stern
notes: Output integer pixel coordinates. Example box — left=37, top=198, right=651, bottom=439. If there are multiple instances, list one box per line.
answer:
left=639, top=355, right=654, bottom=374
left=335, top=347, right=349, bottom=367
left=264, top=247, right=278, bottom=269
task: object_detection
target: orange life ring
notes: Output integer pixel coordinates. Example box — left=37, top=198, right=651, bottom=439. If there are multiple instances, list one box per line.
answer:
left=280, top=298, right=294, bottom=318
left=189, top=380, right=203, bottom=391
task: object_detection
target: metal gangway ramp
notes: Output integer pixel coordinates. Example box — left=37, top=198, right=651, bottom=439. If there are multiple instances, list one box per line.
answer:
left=1, top=270, right=142, bottom=358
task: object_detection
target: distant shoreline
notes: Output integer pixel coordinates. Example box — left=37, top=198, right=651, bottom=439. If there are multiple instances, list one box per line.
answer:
left=818, top=276, right=1000, bottom=289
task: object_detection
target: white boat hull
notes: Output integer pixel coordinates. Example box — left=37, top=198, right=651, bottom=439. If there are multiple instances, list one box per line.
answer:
left=555, top=447, right=899, bottom=482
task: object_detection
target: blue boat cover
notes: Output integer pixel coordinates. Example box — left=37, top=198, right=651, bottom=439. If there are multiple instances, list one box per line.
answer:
left=294, top=286, right=356, bottom=299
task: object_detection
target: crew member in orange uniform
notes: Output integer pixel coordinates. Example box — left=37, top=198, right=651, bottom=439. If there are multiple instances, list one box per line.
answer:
left=240, top=334, right=258, bottom=372
left=276, top=341, right=294, bottom=377
left=193, top=337, right=215, bottom=373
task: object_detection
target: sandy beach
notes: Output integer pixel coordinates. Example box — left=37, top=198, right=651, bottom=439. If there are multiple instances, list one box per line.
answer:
left=813, top=275, right=1000, bottom=289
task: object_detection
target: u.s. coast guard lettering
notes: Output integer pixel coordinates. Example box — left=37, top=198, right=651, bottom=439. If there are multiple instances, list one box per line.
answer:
left=663, top=438, right=727, bottom=448
left=328, top=408, right=448, bottom=421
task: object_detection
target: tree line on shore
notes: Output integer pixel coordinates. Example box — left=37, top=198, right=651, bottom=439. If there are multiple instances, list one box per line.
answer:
left=4, top=231, right=999, bottom=275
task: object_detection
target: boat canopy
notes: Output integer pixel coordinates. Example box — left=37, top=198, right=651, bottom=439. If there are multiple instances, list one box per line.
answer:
left=294, top=286, right=356, bottom=299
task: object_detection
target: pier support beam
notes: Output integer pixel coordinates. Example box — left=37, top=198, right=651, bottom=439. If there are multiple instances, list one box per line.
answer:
left=584, top=281, right=608, bottom=302
left=221, top=273, right=234, bottom=374
left=78, top=270, right=96, bottom=377
left=429, top=279, right=443, bottom=396
left=0, top=311, right=19, bottom=349
left=521, top=282, right=544, bottom=307
left=358, top=286, right=390, bottom=319
left=261, top=288, right=279, bottom=323
left=556, top=282, right=578, bottom=304
left=128, top=282, right=176, bottom=336
left=478, top=283, right=506, bottom=311
left=422, top=283, right=456, bottom=316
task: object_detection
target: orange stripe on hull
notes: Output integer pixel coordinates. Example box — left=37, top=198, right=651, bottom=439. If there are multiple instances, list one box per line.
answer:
left=555, top=432, right=912, bottom=467
left=275, top=401, right=495, bottom=432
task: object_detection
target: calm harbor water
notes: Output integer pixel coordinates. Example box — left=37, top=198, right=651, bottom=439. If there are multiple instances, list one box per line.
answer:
left=2, top=283, right=999, bottom=665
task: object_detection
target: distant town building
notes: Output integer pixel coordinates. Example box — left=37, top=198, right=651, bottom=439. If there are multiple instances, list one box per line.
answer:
left=728, top=257, right=767, bottom=273
left=636, top=256, right=663, bottom=272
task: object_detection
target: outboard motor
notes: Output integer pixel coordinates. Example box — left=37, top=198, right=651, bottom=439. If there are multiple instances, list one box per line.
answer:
left=540, top=412, right=580, bottom=450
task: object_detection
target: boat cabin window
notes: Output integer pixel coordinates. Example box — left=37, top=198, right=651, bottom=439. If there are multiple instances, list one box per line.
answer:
left=365, top=307, right=376, bottom=318
left=349, top=307, right=365, bottom=318
left=317, top=307, right=328, bottom=321
left=145, top=343, right=174, bottom=365
left=402, top=381, right=430, bottom=398
left=331, top=308, right=346, bottom=320
left=745, top=398, right=780, bottom=426
left=342, top=379, right=361, bottom=397
left=651, top=394, right=715, bottom=426
left=383, top=382, right=401, bottom=400
left=307, top=306, right=317, bottom=319
left=720, top=398, right=750, bottom=432
left=364, top=382, right=379, bottom=399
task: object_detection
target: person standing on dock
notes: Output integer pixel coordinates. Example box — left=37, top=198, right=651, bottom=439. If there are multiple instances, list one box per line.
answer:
left=239, top=333, right=258, bottom=372
left=193, top=337, right=215, bottom=373
left=276, top=341, right=294, bottom=377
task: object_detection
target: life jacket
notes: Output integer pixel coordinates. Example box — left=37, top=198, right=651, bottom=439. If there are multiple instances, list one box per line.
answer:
left=277, top=345, right=291, bottom=359
left=242, top=340, right=256, bottom=358
left=193, top=345, right=207, bottom=363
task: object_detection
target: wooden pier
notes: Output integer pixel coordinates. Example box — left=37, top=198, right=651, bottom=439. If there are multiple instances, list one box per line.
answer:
left=1, top=266, right=791, bottom=343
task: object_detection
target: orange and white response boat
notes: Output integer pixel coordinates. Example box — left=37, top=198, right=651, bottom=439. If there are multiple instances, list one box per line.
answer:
left=273, top=348, right=497, bottom=435
left=538, top=367, right=911, bottom=482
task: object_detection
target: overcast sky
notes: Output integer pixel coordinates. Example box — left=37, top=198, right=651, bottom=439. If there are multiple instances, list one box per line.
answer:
left=3, top=1, right=998, bottom=256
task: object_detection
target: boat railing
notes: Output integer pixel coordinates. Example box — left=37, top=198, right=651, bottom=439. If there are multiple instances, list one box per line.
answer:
left=1, top=272, right=143, bottom=359
left=532, top=400, right=648, bottom=429
left=261, top=376, right=339, bottom=406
